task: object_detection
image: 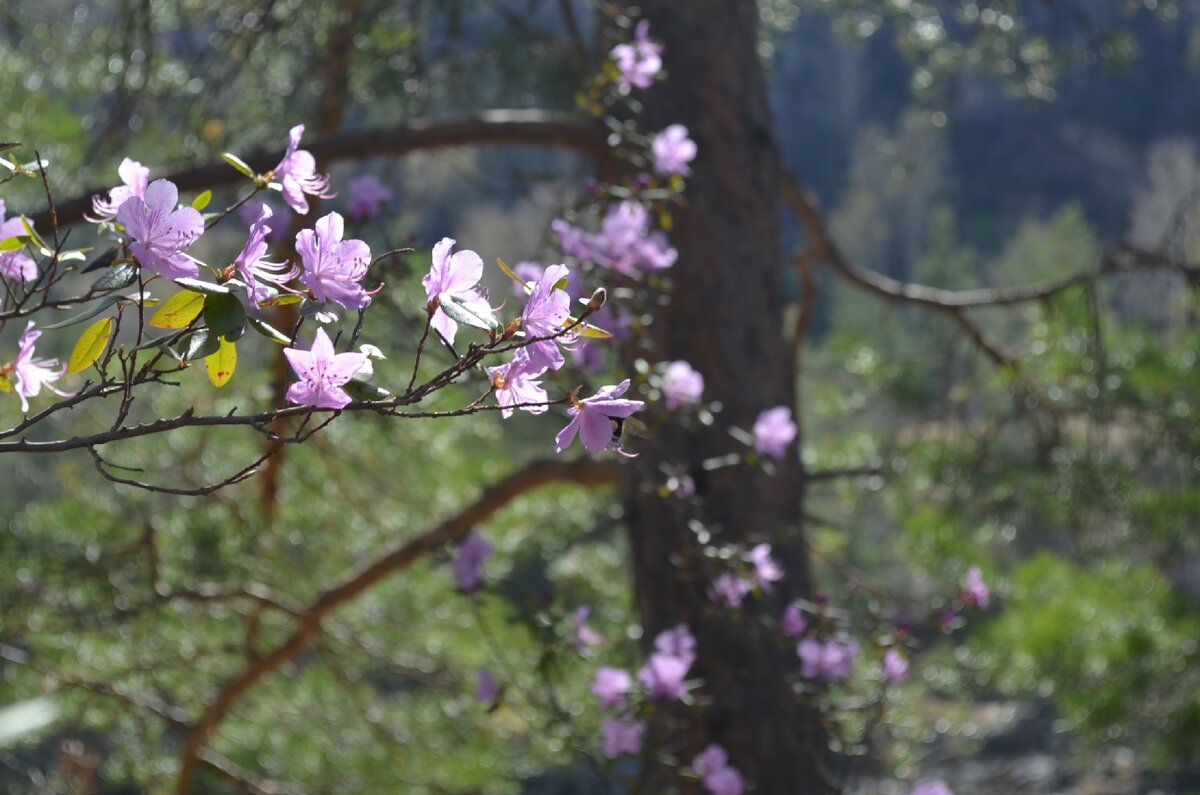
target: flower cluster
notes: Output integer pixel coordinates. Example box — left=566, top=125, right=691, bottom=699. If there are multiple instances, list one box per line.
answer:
left=0, top=200, right=38, bottom=283
left=553, top=201, right=677, bottom=276
left=610, top=20, right=663, bottom=90
left=693, top=744, right=746, bottom=795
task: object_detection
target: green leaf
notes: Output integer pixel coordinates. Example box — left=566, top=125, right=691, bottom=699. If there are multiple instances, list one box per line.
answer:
left=438, top=293, right=499, bottom=331
left=41, top=295, right=137, bottom=330
left=247, top=315, right=292, bottom=345
left=172, top=277, right=230, bottom=296
left=67, top=317, right=113, bottom=374
left=205, top=337, right=237, bottom=387
left=203, top=292, right=247, bottom=342
left=149, top=290, right=205, bottom=329
left=0, top=142, right=20, bottom=154
left=191, top=189, right=213, bottom=211
left=0, top=236, right=25, bottom=252
left=90, top=262, right=139, bottom=292
left=345, top=380, right=390, bottom=401
left=222, top=153, right=255, bottom=178
left=20, top=216, right=47, bottom=251
left=183, top=328, right=221, bottom=361
left=495, top=257, right=524, bottom=285
left=572, top=318, right=613, bottom=339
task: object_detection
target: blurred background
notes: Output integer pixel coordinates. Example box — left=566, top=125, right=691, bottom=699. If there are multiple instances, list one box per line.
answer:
left=0, top=1, right=1199, bottom=793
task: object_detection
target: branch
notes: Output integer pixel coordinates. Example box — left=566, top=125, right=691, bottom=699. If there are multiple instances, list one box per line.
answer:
left=34, top=111, right=608, bottom=228
left=174, top=457, right=619, bottom=794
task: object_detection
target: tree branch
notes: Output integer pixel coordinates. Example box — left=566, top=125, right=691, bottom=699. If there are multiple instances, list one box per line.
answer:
left=34, top=111, right=608, bottom=228
left=174, top=456, right=618, bottom=794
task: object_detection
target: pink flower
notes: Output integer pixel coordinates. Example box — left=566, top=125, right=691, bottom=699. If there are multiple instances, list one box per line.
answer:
left=488, top=350, right=549, bottom=418
left=637, top=652, right=690, bottom=701
left=453, top=530, right=493, bottom=593
left=882, top=649, right=909, bottom=684
left=555, top=380, right=644, bottom=455
left=274, top=124, right=333, bottom=215
left=962, top=566, right=990, bottom=607
left=474, top=668, right=497, bottom=703
left=652, top=125, right=697, bottom=176
left=710, top=573, right=751, bottom=608
left=520, top=263, right=573, bottom=371
left=654, top=624, right=697, bottom=668
left=283, top=327, right=368, bottom=410
left=910, top=780, right=954, bottom=795
left=610, top=20, right=662, bottom=90
left=422, top=237, right=489, bottom=346
left=752, top=406, right=797, bottom=459
left=296, top=211, right=373, bottom=310
left=797, top=638, right=859, bottom=681
left=235, top=204, right=298, bottom=305
left=661, top=360, right=704, bottom=409
left=601, top=717, right=645, bottom=759
left=0, top=200, right=37, bottom=283
left=7, top=322, right=71, bottom=412
left=780, top=602, right=808, bottom=637
left=89, top=158, right=149, bottom=222
left=748, top=543, right=784, bottom=588
left=554, top=201, right=677, bottom=276
left=591, top=666, right=632, bottom=709
left=239, top=197, right=286, bottom=242
left=116, top=180, right=204, bottom=280
left=572, top=605, right=604, bottom=652
left=346, top=174, right=392, bottom=220
left=693, top=745, right=744, bottom=795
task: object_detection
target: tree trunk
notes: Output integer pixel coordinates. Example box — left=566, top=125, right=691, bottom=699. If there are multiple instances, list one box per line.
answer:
left=623, top=2, right=830, bottom=791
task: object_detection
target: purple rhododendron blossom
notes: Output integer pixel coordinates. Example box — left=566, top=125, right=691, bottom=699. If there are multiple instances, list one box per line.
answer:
left=637, top=652, right=690, bottom=701
left=693, top=744, right=745, bottom=795
left=910, top=780, right=955, bottom=795
left=239, top=197, right=286, bottom=242
left=601, top=717, right=645, bottom=759
left=274, top=124, right=333, bottom=214
left=453, top=530, right=493, bottom=593
left=661, top=360, right=704, bottom=409
left=8, top=322, right=71, bottom=412
left=89, top=158, right=149, bottom=222
left=797, top=638, right=859, bottom=681
left=297, top=211, right=373, bottom=310
left=0, top=200, right=37, bottom=283
left=283, top=327, right=368, bottom=410
left=487, top=350, right=549, bottom=418
left=573, top=605, right=604, bottom=652
left=652, top=125, right=698, bottom=176
left=610, top=20, right=662, bottom=90
left=749, top=543, right=784, bottom=588
left=591, top=666, right=633, bottom=709
left=780, top=602, right=808, bottom=637
left=422, top=237, right=490, bottom=346
left=235, top=204, right=299, bottom=305
left=346, top=174, right=392, bottom=220
left=753, top=405, right=797, bottom=459
left=555, top=379, right=644, bottom=455
left=962, top=566, right=990, bottom=607
left=710, top=573, right=751, bottom=608
left=520, top=263, right=574, bottom=371
left=474, top=668, right=498, bottom=704
left=553, top=201, right=677, bottom=276
left=882, top=649, right=909, bottom=684
left=116, top=179, right=204, bottom=280
left=654, top=624, right=697, bottom=668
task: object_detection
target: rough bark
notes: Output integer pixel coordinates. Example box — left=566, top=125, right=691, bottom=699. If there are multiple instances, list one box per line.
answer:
left=625, top=2, right=831, bottom=791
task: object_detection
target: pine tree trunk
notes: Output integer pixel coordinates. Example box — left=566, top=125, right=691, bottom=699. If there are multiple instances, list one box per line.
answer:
left=623, top=2, right=831, bottom=791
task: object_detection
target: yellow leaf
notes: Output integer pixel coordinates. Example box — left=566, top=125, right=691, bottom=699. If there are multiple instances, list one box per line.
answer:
left=204, top=337, right=236, bottom=387
left=0, top=375, right=12, bottom=394
left=149, top=290, right=205, bottom=329
left=67, top=317, right=113, bottom=374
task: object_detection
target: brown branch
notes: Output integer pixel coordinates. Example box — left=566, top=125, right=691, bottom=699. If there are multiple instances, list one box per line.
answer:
left=34, top=111, right=608, bottom=228
left=789, top=248, right=818, bottom=363
left=174, top=457, right=619, bottom=794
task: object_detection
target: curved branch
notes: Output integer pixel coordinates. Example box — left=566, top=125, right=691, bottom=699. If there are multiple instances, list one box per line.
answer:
left=34, top=110, right=609, bottom=228
left=173, top=456, right=618, bottom=794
